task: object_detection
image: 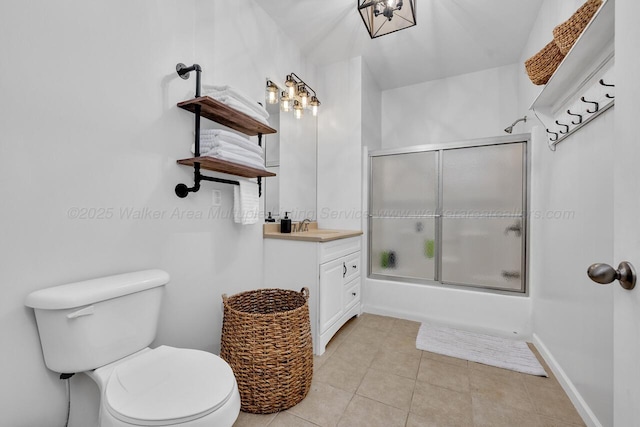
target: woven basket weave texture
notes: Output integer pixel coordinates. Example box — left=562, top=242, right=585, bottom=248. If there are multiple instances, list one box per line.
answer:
left=220, top=288, right=313, bottom=414
left=525, top=40, right=565, bottom=85
left=553, top=0, right=603, bottom=55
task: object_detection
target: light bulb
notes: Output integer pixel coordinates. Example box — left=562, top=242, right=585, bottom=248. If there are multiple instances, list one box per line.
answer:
left=281, top=92, right=291, bottom=112
left=299, top=87, right=309, bottom=108
left=293, top=101, right=303, bottom=119
left=266, top=82, right=278, bottom=104
left=288, top=85, right=295, bottom=98
left=285, top=75, right=296, bottom=99
left=310, top=97, right=320, bottom=117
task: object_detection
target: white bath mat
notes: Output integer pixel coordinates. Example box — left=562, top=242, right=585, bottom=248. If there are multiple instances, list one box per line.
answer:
left=416, top=323, right=548, bottom=377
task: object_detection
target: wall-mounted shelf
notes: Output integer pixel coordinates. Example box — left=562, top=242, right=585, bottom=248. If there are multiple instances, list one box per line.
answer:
left=177, top=156, right=276, bottom=178
left=177, top=96, right=276, bottom=136
left=173, top=63, right=276, bottom=198
left=531, top=0, right=614, bottom=151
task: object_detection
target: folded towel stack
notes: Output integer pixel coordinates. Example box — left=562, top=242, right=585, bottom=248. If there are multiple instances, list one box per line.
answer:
left=203, top=85, right=270, bottom=126
left=193, top=129, right=266, bottom=171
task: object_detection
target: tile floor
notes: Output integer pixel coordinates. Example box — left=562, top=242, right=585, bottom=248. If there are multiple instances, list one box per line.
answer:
left=233, top=313, right=586, bottom=427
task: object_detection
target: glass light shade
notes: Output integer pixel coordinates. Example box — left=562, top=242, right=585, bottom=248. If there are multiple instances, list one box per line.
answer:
left=293, top=101, right=303, bottom=119
left=358, top=0, right=416, bottom=38
left=285, top=75, right=296, bottom=99
left=281, top=92, right=291, bottom=112
left=310, top=97, right=320, bottom=116
left=266, top=81, right=279, bottom=104
left=298, top=86, right=309, bottom=108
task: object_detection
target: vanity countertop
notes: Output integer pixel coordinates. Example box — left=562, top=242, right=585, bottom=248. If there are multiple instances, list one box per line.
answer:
left=263, top=222, right=363, bottom=242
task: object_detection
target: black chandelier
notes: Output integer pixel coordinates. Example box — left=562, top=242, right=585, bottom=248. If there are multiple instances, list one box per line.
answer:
left=358, top=0, right=417, bottom=38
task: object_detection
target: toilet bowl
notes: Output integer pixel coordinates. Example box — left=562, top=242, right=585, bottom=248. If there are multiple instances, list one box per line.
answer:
left=90, top=346, right=240, bottom=427
left=25, top=270, right=240, bottom=427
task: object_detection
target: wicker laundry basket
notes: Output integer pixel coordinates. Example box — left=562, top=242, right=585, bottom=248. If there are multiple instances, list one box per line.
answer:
left=525, top=40, right=565, bottom=85
left=220, top=287, right=313, bottom=414
left=553, top=0, right=603, bottom=55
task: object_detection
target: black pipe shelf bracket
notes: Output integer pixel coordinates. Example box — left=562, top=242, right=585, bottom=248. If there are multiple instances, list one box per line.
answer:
left=173, top=63, right=276, bottom=199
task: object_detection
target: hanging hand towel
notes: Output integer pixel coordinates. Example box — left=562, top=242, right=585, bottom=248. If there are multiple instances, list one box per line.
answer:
left=233, top=180, right=259, bottom=225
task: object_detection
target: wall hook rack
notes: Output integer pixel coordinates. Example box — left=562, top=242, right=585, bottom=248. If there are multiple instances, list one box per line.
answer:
left=581, top=96, right=599, bottom=114
left=555, top=120, right=570, bottom=134
left=174, top=63, right=275, bottom=199
left=567, top=109, right=583, bottom=125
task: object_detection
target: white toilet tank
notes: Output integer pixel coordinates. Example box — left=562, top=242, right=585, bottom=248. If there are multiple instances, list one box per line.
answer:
left=25, top=270, right=169, bottom=374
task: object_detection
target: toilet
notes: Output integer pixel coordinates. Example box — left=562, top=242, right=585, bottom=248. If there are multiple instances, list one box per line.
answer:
left=25, top=269, right=240, bottom=427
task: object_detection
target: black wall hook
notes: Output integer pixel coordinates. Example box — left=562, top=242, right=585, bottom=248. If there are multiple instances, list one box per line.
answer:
left=546, top=129, right=559, bottom=142
left=566, top=109, right=583, bottom=125
left=599, top=79, right=615, bottom=99
left=581, top=96, right=599, bottom=113
left=555, top=120, right=570, bottom=134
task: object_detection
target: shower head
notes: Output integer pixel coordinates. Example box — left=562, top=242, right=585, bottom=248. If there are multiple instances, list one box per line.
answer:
left=504, top=116, right=527, bottom=134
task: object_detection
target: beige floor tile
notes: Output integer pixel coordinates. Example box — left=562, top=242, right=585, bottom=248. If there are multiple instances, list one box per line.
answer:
left=286, top=381, right=353, bottom=427
left=468, top=361, right=524, bottom=380
left=370, top=348, right=421, bottom=379
left=332, top=337, right=379, bottom=366
left=410, top=381, right=473, bottom=427
left=525, top=380, right=585, bottom=425
left=382, top=333, right=422, bottom=355
left=469, top=369, right=536, bottom=413
left=337, top=395, right=407, bottom=427
left=472, top=396, right=542, bottom=427
left=269, top=412, right=320, bottom=427
left=421, top=351, right=469, bottom=368
left=538, top=415, right=586, bottom=427
left=418, top=358, right=470, bottom=393
left=391, top=318, right=422, bottom=338
left=348, top=323, right=388, bottom=345
left=358, top=313, right=396, bottom=332
left=356, top=368, right=415, bottom=410
left=314, top=353, right=368, bottom=393
left=233, top=411, right=277, bottom=427
left=405, top=412, right=441, bottom=427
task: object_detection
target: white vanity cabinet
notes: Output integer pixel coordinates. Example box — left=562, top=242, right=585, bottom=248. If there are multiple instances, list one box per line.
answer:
left=264, top=235, right=362, bottom=355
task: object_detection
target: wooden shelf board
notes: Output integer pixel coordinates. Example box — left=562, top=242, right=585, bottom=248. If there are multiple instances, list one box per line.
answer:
left=177, top=96, right=276, bottom=136
left=177, top=156, right=276, bottom=178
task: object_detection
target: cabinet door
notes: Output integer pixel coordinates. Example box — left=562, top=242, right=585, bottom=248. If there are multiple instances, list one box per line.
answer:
left=319, top=258, right=344, bottom=333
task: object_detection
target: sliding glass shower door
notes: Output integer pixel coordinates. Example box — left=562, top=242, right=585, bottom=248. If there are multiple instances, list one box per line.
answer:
left=370, top=151, right=438, bottom=280
left=369, top=140, right=526, bottom=293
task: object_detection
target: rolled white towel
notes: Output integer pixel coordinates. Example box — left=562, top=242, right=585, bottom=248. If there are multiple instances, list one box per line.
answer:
left=203, top=150, right=268, bottom=172
left=194, top=144, right=265, bottom=165
left=197, top=130, right=264, bottom=156
left=203, top=84, right=269, bottom=119
left=215, top=97, right=270, bottom=126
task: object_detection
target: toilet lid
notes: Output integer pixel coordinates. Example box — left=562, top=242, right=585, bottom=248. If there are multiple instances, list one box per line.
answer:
left=105, top=346, right=236, bottom=426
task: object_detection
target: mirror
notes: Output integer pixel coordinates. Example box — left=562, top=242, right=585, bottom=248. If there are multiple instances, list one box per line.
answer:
left=263, top=80, right=317, bottom=221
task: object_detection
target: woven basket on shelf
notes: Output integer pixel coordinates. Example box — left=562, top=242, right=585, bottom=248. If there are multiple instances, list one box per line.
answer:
left=220, top=287, right=313, bottom=414
left=525, top=40, right=565, bottom=85
left=553, top=0, right=603, bottom=55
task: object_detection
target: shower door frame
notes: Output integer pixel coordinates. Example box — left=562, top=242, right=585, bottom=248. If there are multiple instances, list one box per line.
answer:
left=368, top=133, right=530, bottom=295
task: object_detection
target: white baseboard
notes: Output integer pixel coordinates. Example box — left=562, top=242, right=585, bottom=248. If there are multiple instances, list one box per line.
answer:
left=532, top=334, right=602, bottom=427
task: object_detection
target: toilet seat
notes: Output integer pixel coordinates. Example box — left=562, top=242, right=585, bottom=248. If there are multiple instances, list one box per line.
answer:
left=104, top=346, right=236, bottom=426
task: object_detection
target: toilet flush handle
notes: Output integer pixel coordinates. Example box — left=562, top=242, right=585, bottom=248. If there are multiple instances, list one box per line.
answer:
left=67, top=305, right=95, bottom=319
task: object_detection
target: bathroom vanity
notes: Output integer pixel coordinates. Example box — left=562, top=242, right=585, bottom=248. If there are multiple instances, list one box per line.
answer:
left=263, top=224, right=363, bottom=355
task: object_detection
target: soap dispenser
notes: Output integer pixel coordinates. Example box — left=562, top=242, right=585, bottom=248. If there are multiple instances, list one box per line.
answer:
left=265, top=212, right=276, bottom=223
left=280, top=212, right=292, bottom=233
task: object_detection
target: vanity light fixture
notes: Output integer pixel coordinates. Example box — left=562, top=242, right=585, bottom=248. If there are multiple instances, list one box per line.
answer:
left=269, top=73, right=320, bottom=119
left=358, top=0, right=417, bottom=39
left=266, top=80, right=279, bottom=104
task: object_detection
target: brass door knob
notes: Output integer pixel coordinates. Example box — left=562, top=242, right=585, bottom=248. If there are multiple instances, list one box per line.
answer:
left=587, top=262, right=636, bottom=290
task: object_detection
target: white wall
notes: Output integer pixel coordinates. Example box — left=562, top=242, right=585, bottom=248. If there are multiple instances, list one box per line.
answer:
left=520, top=2, right=614, bottom=426
left=317, top=57, right=364, bottom=230
left=0, top=1, right=310, bottom=426
left=381, top=64, right=520, bottom=149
